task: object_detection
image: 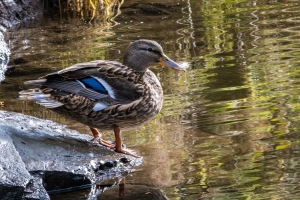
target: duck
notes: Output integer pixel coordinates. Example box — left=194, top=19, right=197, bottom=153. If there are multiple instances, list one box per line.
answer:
left=19, top=39, right=185, bottom=158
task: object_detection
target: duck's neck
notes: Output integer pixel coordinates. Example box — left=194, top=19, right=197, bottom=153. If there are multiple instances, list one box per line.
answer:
left=123, top=53, right=149, bottom=72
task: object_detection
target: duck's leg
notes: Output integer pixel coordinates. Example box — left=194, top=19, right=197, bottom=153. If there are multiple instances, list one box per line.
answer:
left=89, top=127, right=115, bottom=148
left=114, top=126, right=140, bottom=158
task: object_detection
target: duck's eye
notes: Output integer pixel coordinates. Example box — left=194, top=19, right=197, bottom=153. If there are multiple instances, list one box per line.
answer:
left=147, top=48, right=153, bottom=52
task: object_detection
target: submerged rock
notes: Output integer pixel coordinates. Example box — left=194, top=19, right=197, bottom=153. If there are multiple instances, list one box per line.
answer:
left=0, top=110, right=142, bottom=199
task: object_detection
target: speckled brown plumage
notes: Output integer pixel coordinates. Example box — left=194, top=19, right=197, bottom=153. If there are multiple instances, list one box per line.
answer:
left=20, top=39, right=185, bottom=157
left=49, top=69, right=163, bottom=130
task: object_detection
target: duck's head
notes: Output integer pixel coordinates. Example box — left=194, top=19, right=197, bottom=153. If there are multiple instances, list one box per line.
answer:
left=123, top=39, right=185, bottom=72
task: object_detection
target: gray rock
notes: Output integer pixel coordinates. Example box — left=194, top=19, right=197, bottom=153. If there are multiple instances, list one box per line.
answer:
left=0, top=0, right=42, bottom=29
left=0, top=130, right=39, bottom=200
left=0, top=110, right=142, bottom=199
left=23, top=173, right=49, bottom=200
left=0, top=31, right=10, bottom=83
left=0, top=0, right=42, bottom=83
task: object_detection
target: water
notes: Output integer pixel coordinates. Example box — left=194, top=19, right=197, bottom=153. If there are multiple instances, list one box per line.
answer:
left=1, top=0, right=300, bottom=199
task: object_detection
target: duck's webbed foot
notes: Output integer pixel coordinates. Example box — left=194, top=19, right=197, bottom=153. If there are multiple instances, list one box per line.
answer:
left=90, top=127, right=141, bottom=158
left=90, top=127, right=115, bottom=149
left=98, top=138, right=115, bottom=149
left=114, top=126, right=141, bottom=158
left=114, top=148, right=141, bottom=158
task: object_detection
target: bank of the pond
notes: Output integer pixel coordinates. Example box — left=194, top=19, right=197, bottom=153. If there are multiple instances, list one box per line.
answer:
left=0, top=0, right=42, bottom=82
left=0, top=110, right=142, bottom=199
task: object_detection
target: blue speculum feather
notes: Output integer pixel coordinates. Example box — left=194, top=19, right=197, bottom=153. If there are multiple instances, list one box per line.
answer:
left=80, top=77, right=108, bottom=94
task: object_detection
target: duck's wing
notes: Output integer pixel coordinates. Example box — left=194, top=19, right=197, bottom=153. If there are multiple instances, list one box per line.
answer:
left=23, top=60, right=145, bottom=106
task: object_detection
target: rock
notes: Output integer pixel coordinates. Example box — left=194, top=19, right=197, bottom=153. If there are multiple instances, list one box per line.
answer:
left=0, top=0, right=42, bottom=82
left=0, top=0, right=42, bottom=29
left=0, top=31, right=10, bottom=83
left=0, top=110, right=142, bottom=199
left=23, top=172, right=50, bottom=200
left=0, top=130, right=46, bottom=200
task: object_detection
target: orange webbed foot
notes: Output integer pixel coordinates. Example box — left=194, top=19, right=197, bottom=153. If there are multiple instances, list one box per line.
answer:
left=114, top=147, right=141, bottom=158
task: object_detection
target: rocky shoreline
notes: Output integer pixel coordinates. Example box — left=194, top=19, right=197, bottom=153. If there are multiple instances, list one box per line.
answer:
left=0, top=110, right=141, bottom=199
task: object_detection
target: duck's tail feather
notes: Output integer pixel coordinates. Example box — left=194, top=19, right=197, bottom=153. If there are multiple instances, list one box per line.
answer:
left=19, top=88, right=63, bottom=108
left=24, top=79, right=47, bottom=85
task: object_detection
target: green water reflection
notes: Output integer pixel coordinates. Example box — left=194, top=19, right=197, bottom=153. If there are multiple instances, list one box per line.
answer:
left=2, top=0, right=300, bottom=199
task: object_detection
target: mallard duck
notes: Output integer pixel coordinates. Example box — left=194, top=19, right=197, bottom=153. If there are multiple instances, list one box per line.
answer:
left=19, top=39, right=185, bottom=157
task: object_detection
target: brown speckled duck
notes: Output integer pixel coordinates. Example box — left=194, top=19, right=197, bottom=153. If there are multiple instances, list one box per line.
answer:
left=19, top=39, right=185, bottom=157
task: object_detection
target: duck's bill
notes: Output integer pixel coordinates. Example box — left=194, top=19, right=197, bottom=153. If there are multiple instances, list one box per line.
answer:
left=158, top=55, right=186, bottom=71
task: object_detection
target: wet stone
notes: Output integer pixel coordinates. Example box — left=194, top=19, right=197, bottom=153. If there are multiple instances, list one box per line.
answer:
left=0, top=110, right=142, bottom=198
left=0, top=0, right=42, bottom=29
left=37, top=171, right=91, bottom=192
left=91, top=159, right=131, bottom=172
left=0, top=0, right=42, bottom=83
left=104, top=161, right=117, bottom=168
left=119, top=157, right=131, bottom=164
left=23, top=172, right=49, bottom=200
left=0, top=126, right=49, bottom=200
left=0, top=31, right=10, bottom=83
